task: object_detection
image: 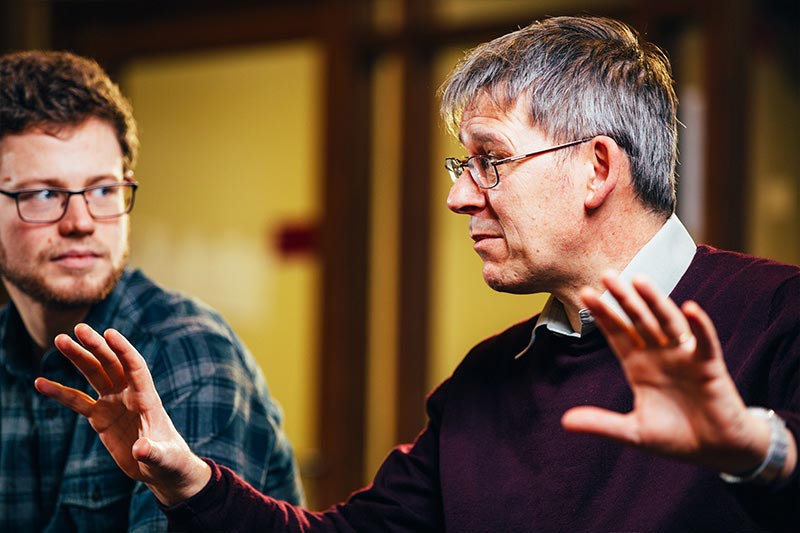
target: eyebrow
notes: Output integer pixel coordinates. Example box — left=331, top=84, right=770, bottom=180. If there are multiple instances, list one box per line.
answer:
left=9, top=174, right=122, bottom=190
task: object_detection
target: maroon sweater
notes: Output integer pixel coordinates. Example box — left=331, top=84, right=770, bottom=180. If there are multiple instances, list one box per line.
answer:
left=164, top=246, right=799, bottom=531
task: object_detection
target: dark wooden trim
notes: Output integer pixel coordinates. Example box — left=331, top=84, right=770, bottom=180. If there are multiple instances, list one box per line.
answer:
left=394, top=0, right=435, bottom=444
left=313, top=0, right=372, bottom=508
left=49, top=3, right=325, bottom=68
left=702, top=0, right=752, bottom=251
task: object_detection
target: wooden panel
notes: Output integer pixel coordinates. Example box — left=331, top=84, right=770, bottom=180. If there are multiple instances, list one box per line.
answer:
left=314, top=0, right=372, bottom=508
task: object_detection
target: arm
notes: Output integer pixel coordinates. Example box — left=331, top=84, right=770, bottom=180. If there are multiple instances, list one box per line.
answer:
left=127, top=332, right=304, bottom=530
left=562, top=272, right=797, bottom=481
left=149, top=333, right=303, bottom=504
left=36, top=323, right=445, bottom=531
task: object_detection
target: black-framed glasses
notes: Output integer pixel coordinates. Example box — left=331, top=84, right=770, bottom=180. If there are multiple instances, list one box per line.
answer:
left=0, top=179, right=139, bottom=223
left=445, top=137, right=594, bottom=189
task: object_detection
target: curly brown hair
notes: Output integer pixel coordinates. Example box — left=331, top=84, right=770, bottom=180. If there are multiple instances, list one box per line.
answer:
left=0, top=50, right=139, bottom=172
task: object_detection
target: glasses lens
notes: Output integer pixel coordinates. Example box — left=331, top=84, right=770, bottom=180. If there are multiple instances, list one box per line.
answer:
left=17, top=189, right=67, bottom=222
left=86, top=184, right=135, bottom=218
left=467, top=156, right=496, bottom=188
left=445, top=158, right=464, bottom=183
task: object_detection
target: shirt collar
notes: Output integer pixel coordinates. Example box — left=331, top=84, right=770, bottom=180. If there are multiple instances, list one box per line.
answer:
left=515, top=214, right=697, bottom=358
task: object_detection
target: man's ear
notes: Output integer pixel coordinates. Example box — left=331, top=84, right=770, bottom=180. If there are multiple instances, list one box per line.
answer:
left=584, top=136, right=623, bottom=210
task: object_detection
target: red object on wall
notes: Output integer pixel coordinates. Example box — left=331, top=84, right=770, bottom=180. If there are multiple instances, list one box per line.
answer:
left=274, top=220, right=319, bottom=258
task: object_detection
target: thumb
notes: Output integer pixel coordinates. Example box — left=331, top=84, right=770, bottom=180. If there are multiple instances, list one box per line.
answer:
left=132, top=436, right=212, bottom=506
left=562, top=406, right=641, bottom=446
left=132, top=436, right=164, bottom=467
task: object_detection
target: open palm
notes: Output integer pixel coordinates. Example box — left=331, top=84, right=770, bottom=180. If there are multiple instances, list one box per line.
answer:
left=35, top=323, right=210, bottom=505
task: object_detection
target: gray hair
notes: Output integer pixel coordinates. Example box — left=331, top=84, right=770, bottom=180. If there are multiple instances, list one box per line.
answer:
left=440, top=16, right=678, bottom=215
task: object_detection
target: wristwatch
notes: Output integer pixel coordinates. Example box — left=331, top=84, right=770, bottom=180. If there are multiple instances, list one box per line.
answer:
left=720, top=407, right=789, bottom=485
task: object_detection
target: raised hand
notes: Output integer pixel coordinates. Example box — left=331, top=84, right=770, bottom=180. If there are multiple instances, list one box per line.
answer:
left=35, top=324, right=211, bottom=506
left=561, top=272, right=795, bottom=478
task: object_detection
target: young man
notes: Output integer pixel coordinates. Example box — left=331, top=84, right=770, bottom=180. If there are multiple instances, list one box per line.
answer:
left=0, top=51, right=303, bottom=531
left=37, top=17, right=798, bottom=531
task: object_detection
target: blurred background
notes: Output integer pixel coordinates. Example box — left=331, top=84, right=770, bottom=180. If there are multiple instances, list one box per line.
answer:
left=1, top=0, right=797, bottom=510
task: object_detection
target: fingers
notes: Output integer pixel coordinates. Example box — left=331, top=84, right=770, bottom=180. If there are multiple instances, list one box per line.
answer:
left=53, top=332, right=117, bottom=395
left=51, top=324, right=160, bottom=408
left=34, top=377, right=96, bottom=417
left=73, top=324, right=127, bottom=391
left=584, top=272, right=696, bottom=351
left=561, top=406, right=639, bottom=446
left=579, top=285, right=641, bottom=351
left=631, top=277, right=693, bottom=348
left=682, top=300, right=722, bottom=361
left=602, top=273, right=691, bottom=348
left=102, top=328, right=159, bottom=398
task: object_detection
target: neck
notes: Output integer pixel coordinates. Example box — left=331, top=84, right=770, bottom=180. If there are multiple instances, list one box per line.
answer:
left=556, top=207, right=669, bottom=333
left=4, top=284, right=90, bottom=361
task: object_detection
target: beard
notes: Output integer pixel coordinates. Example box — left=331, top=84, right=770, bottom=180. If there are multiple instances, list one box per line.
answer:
left=0, top=241, right=128, bottom=310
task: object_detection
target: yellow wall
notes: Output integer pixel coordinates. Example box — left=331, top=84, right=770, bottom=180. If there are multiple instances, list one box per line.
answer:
left=120, top=43, right=322, bottom=470
left=365, top=53, right=402, bottom=477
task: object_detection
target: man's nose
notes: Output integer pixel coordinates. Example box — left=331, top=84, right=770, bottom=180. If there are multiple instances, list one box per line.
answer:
left=446, top=172, right=486, bottom=215
left=58, top=194, right=95, bottom=234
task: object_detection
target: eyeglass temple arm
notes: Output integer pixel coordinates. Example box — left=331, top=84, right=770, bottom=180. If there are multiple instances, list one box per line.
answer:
left=494, top=137, right=594, bottom=166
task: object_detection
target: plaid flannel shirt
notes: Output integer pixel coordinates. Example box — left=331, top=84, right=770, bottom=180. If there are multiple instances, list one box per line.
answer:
left=0, top=267, right=303, bottom=532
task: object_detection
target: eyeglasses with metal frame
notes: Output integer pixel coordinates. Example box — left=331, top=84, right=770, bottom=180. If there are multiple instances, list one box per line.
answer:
left=444, top=137, right=594, bottom=189
left=0, top=177, right=139, bottom=223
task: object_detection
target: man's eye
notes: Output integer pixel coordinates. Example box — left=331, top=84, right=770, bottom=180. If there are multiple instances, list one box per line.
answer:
left=88, top=185, right=117, bottom=198
left=25, top=189, right=62, bottom=202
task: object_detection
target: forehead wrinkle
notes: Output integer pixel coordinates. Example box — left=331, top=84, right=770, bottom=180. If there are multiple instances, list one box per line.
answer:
left=459, top=124, right=506, bottom=144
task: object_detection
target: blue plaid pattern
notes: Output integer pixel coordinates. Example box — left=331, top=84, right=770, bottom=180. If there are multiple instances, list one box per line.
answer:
left=0, top=267, right=303, bottom=532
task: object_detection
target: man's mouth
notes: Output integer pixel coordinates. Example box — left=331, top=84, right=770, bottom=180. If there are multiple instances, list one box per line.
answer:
left=51, top=249, right=103, bottom=268
left=470, top=233, right=498, bottom=242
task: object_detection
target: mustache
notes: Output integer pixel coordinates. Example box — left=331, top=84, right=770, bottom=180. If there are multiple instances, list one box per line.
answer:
left=47, top=242, right=107, bottom=260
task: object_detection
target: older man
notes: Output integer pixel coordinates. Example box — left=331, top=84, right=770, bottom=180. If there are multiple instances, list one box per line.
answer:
left=37, top=16, right=797, bottom=532
left=0, top=51, right=303, bottom=531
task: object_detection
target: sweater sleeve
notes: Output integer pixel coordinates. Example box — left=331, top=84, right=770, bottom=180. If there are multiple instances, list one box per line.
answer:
left=161, top=380, right=449, bottom=532
left=729, top=273, right=800, bottom=531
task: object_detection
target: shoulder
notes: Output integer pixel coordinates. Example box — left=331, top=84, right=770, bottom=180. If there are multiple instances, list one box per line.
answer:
left=678, top=246, right=798, bottom=367
left=116, top=269, right=236, bottom=341
left=686, top=245, right=798, bottom=289
left=108, top=270, right=265, bottom=392
left=676, top=246, right=798, bottom=311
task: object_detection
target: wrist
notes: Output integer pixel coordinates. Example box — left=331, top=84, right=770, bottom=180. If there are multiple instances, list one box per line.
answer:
left=720, top=407, right=793, bottom=485
left=149, top=454, right=213, bottom=506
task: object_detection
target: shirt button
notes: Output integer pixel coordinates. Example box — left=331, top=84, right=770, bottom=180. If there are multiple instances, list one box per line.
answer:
left=92, top=486, right=101, bottom=502
left=45, top=406, right=59, bottom=418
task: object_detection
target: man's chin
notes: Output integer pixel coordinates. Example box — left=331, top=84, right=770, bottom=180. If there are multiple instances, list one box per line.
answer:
left=482, top=264, right=541, bottom=295
left=41, top=291, right=108, bottom=310
left=3, top=269, right=123, bottom=310
left=483, top=271, right=522, bottom=294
